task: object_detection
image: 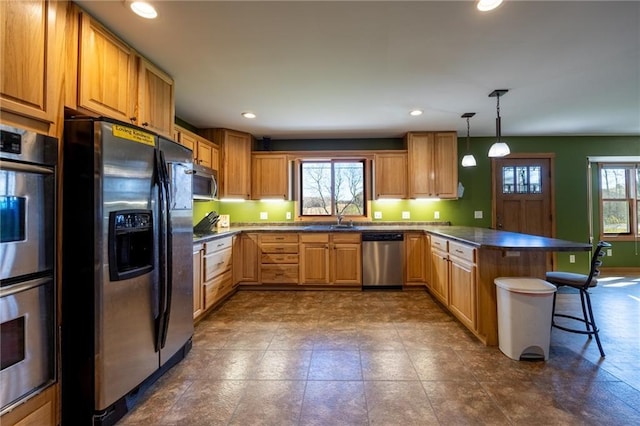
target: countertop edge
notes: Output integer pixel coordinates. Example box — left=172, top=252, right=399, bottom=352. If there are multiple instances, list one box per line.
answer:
left=193, top=225, right=592, bottom=251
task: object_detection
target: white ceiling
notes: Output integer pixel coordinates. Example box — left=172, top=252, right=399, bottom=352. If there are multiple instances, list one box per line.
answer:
left=75, top=0, right=640, bottom=140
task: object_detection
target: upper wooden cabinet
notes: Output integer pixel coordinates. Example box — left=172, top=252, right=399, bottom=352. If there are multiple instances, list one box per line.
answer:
left=374, top=152, right=408, bottom=199
left=202, top=129, right=252, bottom=199
left=174, top=125, right=219, bottom=170
left=406, top=131, right=458, bottom=199
left=71, top=9, right=175, bottom=137
left=77, top=12, right=136, bottom=123
left=0, top=0, right=59, bottom=123
left=136, top=57, right=175, bottom=137
left=251, top=153, right=289, bottom=200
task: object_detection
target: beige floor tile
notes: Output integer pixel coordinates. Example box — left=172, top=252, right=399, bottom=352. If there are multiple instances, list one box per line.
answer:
left=300, top=381, right=368, bottom=425
left=364, top=380, right=439, bottom=425
left=250, top=350, right=312, bottom=380
left=360, top=350, right=419, bottom=381
left=228, top=380, right=306, bottom=426
left=308, top=350, right=362, bottom=380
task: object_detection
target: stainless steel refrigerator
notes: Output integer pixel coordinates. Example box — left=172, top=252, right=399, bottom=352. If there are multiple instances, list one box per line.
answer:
left=61, top=118, right=193, bottom=426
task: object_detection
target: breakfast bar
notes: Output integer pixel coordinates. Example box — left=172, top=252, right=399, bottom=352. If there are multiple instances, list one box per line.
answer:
left=426, top=226, right=592, bottom=346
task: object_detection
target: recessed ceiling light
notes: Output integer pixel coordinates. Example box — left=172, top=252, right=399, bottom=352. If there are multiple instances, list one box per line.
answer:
left=477, top=0, right=504, bottom=12
left=409, top=110, right=423, bottom=116
left=242, top=112, right=256, bottom=119
left=130, top=1, right=157, bottom=19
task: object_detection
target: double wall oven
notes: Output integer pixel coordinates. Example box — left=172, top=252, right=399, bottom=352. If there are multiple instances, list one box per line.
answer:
left=0, top=125, right=57, bottom=414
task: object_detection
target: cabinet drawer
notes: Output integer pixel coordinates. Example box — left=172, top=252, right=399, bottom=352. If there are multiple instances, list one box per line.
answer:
left=430, top=235, right=448, bottom=251
left=300, top=233, right=329, bottom=243
left=204, top=270, right=232, bottom=309
left=203, top=247, right=232, bottom=281
left=260, top=243, right=299, bottom=254
left=261, top=265, right=299, bottom=283
left=449, top=241, right=476, bottom=263
left=260, top=234, right=299, bottom=244
left=204, top=237, right=232, bottom=254
left=331, top=233, right=361, bottom=243
left=261, top=253, right=299, bottom=264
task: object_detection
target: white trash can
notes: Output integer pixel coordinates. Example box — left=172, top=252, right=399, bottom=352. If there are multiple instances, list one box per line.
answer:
left=494, top=277, right=557, bottom=361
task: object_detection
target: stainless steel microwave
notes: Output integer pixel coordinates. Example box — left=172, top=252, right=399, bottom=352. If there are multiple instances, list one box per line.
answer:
left=192, top=164, right=218, bottom=200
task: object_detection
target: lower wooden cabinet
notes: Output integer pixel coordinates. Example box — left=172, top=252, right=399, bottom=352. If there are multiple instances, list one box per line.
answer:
left=259, top=233, right=299, bottom=284
left=404, top=232, right=429, bottom=286
left=448, top=241, right=477, bottom=331
left=201, top=237, right=233, bottom=312
left=300, top=233, right=361, bottom=286
left=428, top=235, right=478, bottom=331
left=193, top=242, right=203, bottom=319
left=233, top=233, right=259, bottom=284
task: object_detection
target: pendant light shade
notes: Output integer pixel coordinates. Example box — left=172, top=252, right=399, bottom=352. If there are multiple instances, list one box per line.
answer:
left=488, top=89, right=510, bottom=158
left=461, top=112, right=476, bottom=167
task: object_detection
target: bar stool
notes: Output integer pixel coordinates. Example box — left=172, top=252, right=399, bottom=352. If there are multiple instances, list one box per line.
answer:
left=546, top=241, right=611, bottom=357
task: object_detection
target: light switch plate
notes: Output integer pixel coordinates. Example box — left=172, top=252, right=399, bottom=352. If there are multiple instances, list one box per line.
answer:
left=260, top=212, right=268, bottom=220
left=434, top=211, right=440, bottom=219
left=402, top=211, right=410, bottom=219
left=474, top=210, right=483, bottom=219
left=374, top=211, right=382, bottom=219
left=569, top=255, right=576, bottom=263
left=607, top=249, right=613, bottom=256
left=286, top=211, right=292, bottom=220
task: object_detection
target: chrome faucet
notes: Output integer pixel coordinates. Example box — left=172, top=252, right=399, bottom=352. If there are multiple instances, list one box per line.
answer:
left=337, top=214, right=344, bottom=225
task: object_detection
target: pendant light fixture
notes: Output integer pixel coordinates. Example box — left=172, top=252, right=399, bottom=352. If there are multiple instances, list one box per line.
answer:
left=461, top=112, right=477, bottom=167
left=488, top=89, right=511, bottom=157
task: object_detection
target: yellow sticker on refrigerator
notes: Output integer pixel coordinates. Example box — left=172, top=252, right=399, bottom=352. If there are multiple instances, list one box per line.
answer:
left=112, top=124, right=155, bottom=146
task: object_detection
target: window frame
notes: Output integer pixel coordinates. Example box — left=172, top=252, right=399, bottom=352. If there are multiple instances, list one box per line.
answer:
left=292, top=155, right=374, bottom=222
left=598, top=162, right=639, bottom=241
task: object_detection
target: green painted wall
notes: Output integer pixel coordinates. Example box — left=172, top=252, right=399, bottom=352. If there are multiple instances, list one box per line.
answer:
left=192, top=134, right=640, bottom=271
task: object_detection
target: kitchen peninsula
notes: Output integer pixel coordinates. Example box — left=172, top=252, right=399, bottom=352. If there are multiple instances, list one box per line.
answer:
left=195, top=225, right=592, bottom=346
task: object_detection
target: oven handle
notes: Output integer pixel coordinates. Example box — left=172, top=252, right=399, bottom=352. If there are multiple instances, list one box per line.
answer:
left=0, top=276, right=51, bottom=297
left=0, top=161, right=54, bottom=174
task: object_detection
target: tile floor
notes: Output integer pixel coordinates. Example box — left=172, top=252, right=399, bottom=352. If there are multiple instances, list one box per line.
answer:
left=118, top=276, right=640, bottom=425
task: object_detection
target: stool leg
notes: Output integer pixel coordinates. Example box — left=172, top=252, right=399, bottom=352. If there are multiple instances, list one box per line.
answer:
left=579, top=290, right=593, bottom=336
left=584, top=290, right=605, bottom=357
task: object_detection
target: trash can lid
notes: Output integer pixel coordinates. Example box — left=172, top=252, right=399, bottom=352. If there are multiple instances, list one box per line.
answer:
left=494, top=277, right=557, bottom=294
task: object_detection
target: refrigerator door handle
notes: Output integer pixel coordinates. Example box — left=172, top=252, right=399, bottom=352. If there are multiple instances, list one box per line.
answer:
left=154, top=149, right=168, bottom=352
left=159, top=150, right=173, bottom=349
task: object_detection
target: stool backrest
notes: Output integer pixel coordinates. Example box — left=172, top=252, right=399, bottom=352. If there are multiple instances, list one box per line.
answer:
left=586, top=241, right=611, bottom=288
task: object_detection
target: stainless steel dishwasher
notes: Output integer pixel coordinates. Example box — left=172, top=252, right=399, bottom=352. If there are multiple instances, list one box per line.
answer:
left=361, top=232, right=404, bottom=289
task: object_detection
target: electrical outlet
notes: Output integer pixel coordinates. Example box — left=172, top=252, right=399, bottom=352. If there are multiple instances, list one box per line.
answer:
left=260, top=212, right=268, bottom=220
left=569, top=255, right=576, bottom=263
left=607, top=249, right=613, bottom=257
left=474, top=210, right=483, bottom=219
left=434, top=211, right=440, bottom=219
left=374, top=211, right=382, bottom=219
left=286, top=211, right=292, bottom=220
left=402, top=211, right=410, bottom=219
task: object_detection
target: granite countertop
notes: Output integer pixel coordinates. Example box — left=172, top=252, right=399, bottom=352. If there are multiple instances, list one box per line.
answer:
left=193, top=223, right=592, bottom=252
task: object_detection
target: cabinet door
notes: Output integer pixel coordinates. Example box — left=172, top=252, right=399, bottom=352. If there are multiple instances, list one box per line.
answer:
left=78, top=12, right=135, bottom=122
left=0, top=0, right=55, bottom=123
left=449, top=257, right=477, bottom=330
left=196, top=140, right=213, bottom=169
left=430, top=250, right=449, bottom=305
left=251, top=154, right=288, bottom=200
left=407, top=133, right=435, bottom=198
left=374, top=153, right=407, bottom=199
left=179, top=130, right=196, bottom=153
left=300, top=243, right=330, bottom=284
left=193, top=245, right=203, bottom=319
left=233, top=233, right=259, bottom=284
left=332, top=243, right=361, bottom=285
left=433, top=132, right=458, bottom=198
left=407, top=132, right=458, bottom=199
left=221, top=130, right=252, bottom=199
left=404, top=233, right=427, bottom=284
left=137, top=57, right=175, bottom=138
